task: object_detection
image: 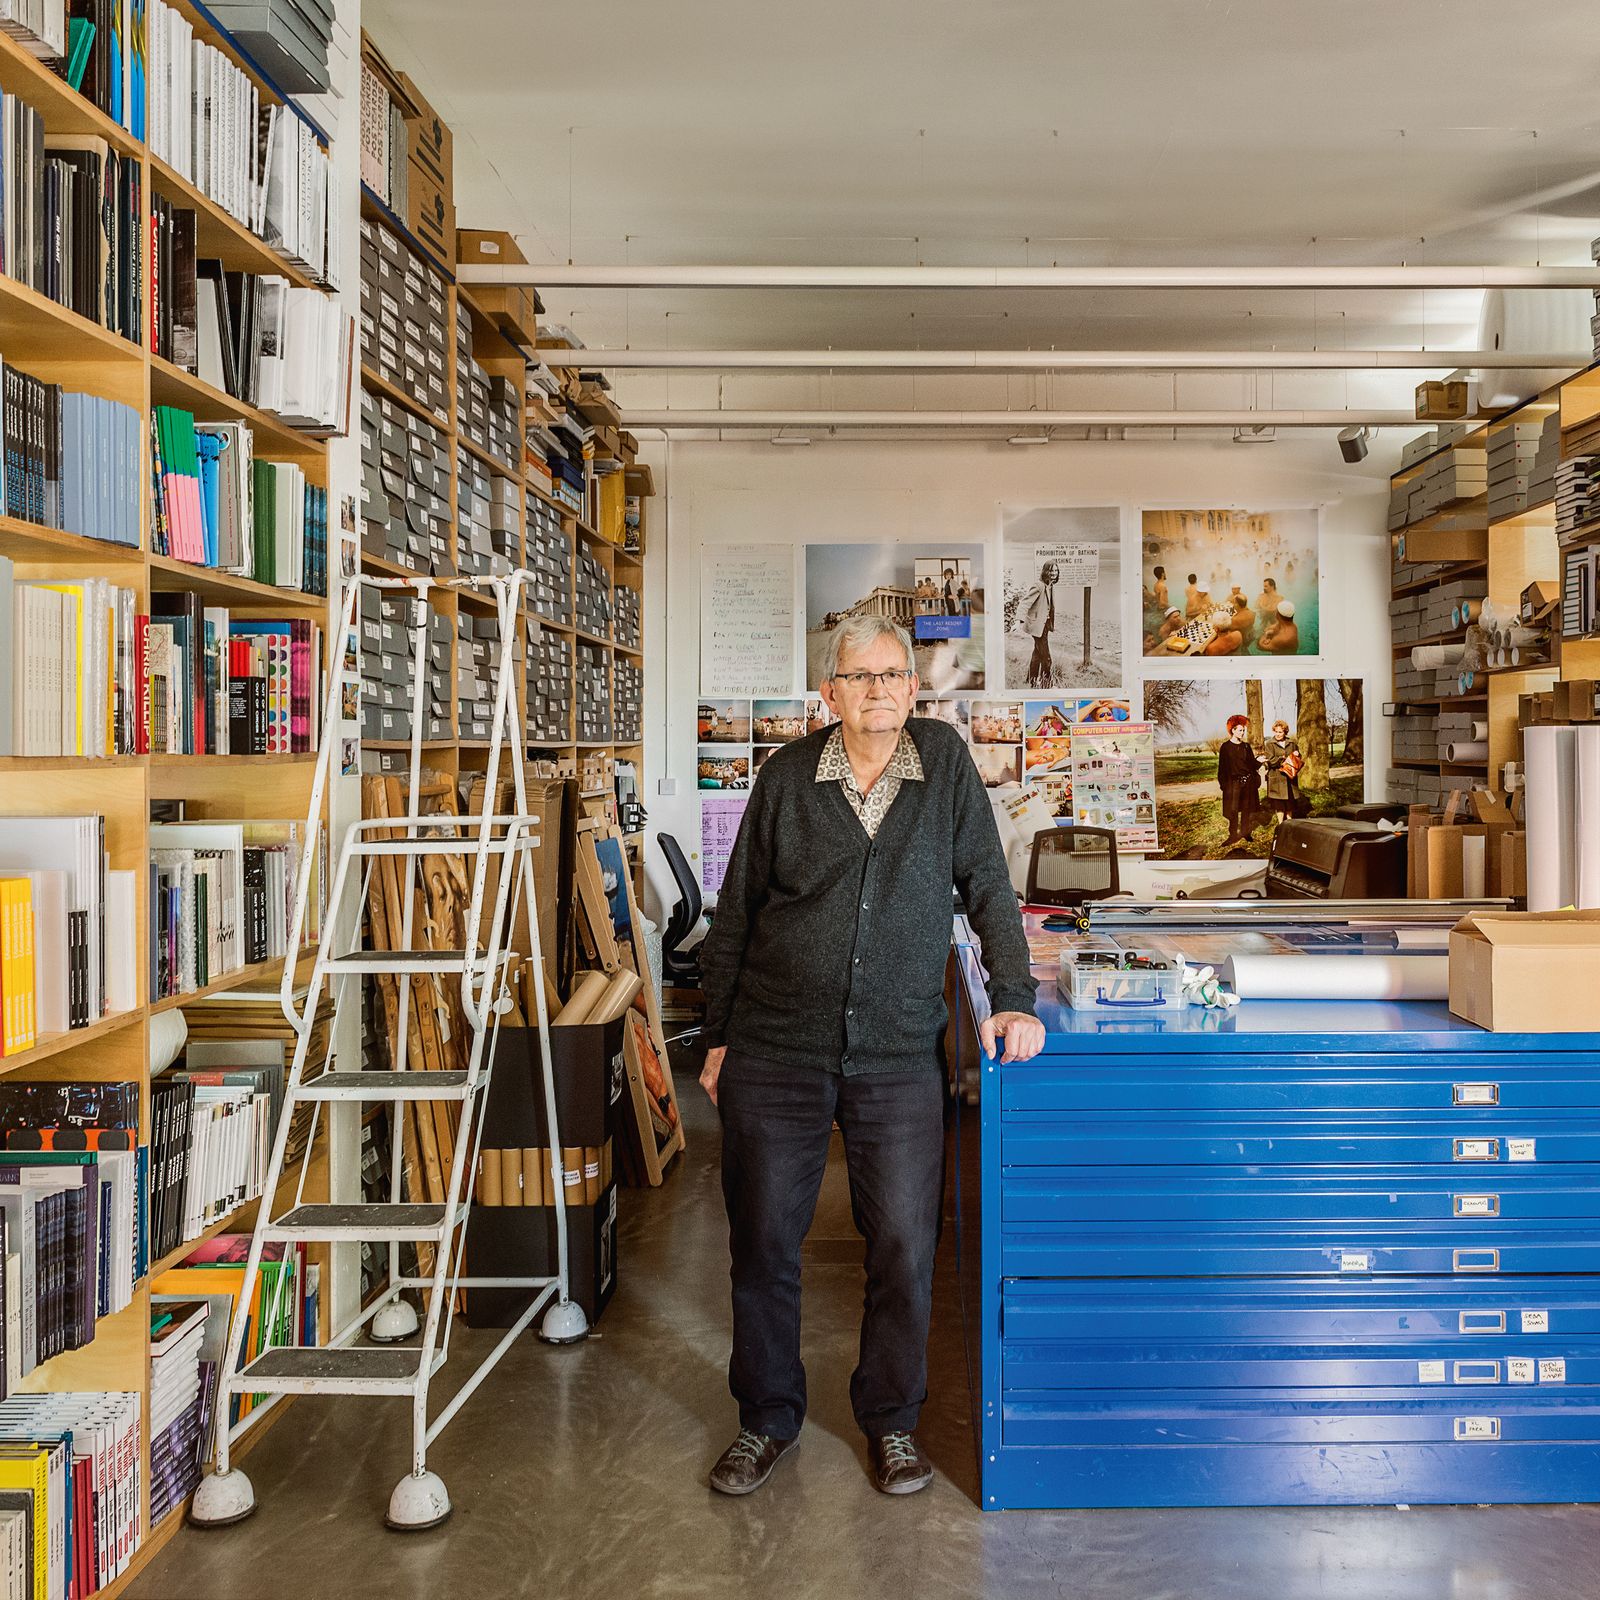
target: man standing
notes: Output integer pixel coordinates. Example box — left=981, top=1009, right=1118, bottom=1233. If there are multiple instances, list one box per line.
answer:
left=1020, top=559, right=1059, bottom=687
left=699, top=615, right=1044, bottom=1499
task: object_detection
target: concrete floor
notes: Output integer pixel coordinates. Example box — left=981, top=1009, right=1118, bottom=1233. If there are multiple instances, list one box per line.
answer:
left=133, top=1060, right=1600, bottom=1600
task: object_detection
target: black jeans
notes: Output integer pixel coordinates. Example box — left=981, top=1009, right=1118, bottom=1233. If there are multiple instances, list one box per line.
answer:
left=1027, top=632, right=1053, bottom=686
left=718, top=1049, right=945, bottom=1441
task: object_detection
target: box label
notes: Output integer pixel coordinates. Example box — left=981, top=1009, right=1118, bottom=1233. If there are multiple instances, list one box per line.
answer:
left=1522, top=1310, right=1550, bottom=1334
left=1539, top=1358, right=1567, bottom=1383
left=1508, top=1139, right=1537, bottom=1162
left=1454, top=1416, right=1499, bottom=1440
left=1339, top=1251, right=1371, bottom=1273
left=1508, top=1358, right=1535, bottom=1384
left=1417, top=1360, right=1446, bottom=1383
left=1454, top=1139, right=1497, bottom=1161
left=1454, top=1195, right=1496, bottom=1217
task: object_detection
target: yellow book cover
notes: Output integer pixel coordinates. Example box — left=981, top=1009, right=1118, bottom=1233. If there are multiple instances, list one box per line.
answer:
left=12, top=881, right=33, bottom=1048
left=0, top=880, right=20, bottom=1056
left=0, top=1446, right=50, bottom=1600
left=35, top=585, right=85, bottom=757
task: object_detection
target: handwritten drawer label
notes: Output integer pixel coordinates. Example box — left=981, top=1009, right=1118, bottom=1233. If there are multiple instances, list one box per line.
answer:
left=1522, top=1310, right=1550, bottom=1334
left=1339, top=1251, right=1371, bottom=1273
left=1454, top=1139, right=1498, bottom=1161
left=1508, top=1139, right=1537, bottom=1162
left=1454, top=1195, right=1497, bottom=1217
left=1508, top=1358, right=1535, bottom=1384
left=1454, top=1417, right=1499, bottom=1441
left=1540, top=1358, right=1567, bottom=1384
left=1418, top=1360, right=1446, bottom=1383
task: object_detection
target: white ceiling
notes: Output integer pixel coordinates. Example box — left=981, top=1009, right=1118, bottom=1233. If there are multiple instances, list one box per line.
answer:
left=364, top=0, right=1600, bottom=438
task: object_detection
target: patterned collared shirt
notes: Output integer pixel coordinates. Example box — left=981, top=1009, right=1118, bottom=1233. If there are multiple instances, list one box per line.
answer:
left=814, top=726, right=924, bottom=839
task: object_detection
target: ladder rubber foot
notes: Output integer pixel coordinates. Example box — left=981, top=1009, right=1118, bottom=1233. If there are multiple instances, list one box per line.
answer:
left=386, top=1470, right=452, bottom=1531
left=188, top=1468, right=257, bottom=1528
left=371, top=1297, right=421, bottom=1343
left=539, top=1298, right=590, bottom=1345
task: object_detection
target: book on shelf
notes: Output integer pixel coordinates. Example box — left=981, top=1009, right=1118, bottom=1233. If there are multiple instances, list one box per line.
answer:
left=147, top=1, right=339, bottom=289
left=0, top=357, right=141, bottom=544
left=0, top=2, right=67, bottom=66
left=148, top=1295, right=212, bottom=1524
left=66, top=0, right=147, bottom=141
left=0, top=880, right=36, bottom=1058
left=0, top=820, right=108, bottom=1039
left=0, top=1389, right=142, bottom=1597
left=147, top=816, right=324, bottom=1003
left=152, top=1235, right=305, bottom=1426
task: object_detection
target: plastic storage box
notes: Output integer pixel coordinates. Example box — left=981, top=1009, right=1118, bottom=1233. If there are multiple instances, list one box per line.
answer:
left=1057, top=948, right=1188, bottom=1012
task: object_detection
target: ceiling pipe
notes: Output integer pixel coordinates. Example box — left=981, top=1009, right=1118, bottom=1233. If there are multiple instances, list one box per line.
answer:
left=543, top=347, right=1586, bottom=371
left=462, top=263, right=1600, bottom=290
left=622, top=409, right=1418, bottom=430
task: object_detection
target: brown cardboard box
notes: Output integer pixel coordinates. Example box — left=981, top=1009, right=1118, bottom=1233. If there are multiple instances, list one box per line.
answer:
left=406, top=156, right=455, bottom=268
left=1416, top=380, right=1472, bottom=420
left=399, top=71, right=452, bottom=189
left=458, top=229, right=525, bottom=266
left=1470, top=792, right=1517, bottom=898
left=1555, top=680, right=1599, bottom=722
left=1499, top=831, right=1527, bottom=902
left=1449, top=910, right=1600, bottom=1030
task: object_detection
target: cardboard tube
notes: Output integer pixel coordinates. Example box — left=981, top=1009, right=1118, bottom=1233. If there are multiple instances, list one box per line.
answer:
left=553, top=970, right=611, bottom=1026
left=1462, top=834, right=1487, bottom=899
left=561, top=1146, right=585, bottom=1204
left=1470, top=720, right=1489, bottom=742
left=1413, top=642, right=1467, bottom=670
left=1446, top=740, right=1489, bottom=763
left=587, top=968, right=644, bottom=1025
left=500, top=1147, right=524, bottom=1207
left=480, top=1150, right=503, bottom=1206
left=522, top=1148, right=544, bottom=1207
left=1456, top=599, right=1484, bottom=625
left=584, top=1146, right=601, bottom=1204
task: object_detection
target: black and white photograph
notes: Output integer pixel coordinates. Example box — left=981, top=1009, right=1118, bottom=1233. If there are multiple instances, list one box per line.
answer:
left=1002, top=506, right=1123, bottom=692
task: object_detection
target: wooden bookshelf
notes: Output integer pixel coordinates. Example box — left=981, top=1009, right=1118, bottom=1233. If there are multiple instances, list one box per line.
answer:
left=0, top=11, right=344, bottom=1590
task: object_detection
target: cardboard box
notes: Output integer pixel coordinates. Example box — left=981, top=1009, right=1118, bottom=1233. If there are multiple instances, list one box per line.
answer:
left=1449, top=909, right=1600, bottom=1030
left=480, top=1012, right=624, bottom=1152
left=457, top=228, right=525, bottom=267
left=399, top=70, right=452, bottom=189
left=406, top=156, right=455, bottom=270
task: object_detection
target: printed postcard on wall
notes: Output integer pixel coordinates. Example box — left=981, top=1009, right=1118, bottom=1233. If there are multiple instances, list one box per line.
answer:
left=1140, top=508, right=1320, bottom=662
left=1142, top=677, right=1365, bottom=860
left=701, top=543, right=796, bottom=697
left=805, top=542, right=986, bottom=692
left=1001, top=506, right=1124, bottom=693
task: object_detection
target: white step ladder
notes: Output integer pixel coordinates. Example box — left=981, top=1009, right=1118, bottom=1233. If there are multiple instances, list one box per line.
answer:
left=190, top=568, right=588, bottom=1533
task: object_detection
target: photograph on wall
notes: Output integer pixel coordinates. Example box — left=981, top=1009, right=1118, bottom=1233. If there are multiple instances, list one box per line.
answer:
left=753, top=745, right=781, bottom=775
left=1073, top=696, right=1133, bottom=724
left=698, top=700, right=752, bottom=744
left=971, top=701, right=1024, bottom=744
left=1142, top=677, right=1365, bottom=860
left=915, top=697, right=971, bottom=738
left=805, top=697, right=835, bottom=734
left=972, top=742, right=1023, bottom=789
left=752, top=699, right=807, bottom=744
left=1026, top=771, right=1075, bottom=821
left=1002, top=506, right=1123, bottom=692
left=805, top=542, right=986, bottom=691
left=1025, top=701, right=1073, bottom=738
left=1071, top=721, right=1160, bottom=853
left=1141, top=508, right=1320, bottom=659
left=912, top=557, right=975, bottom=640
left=1024, top=732, right=1073, bottom=778
left=698, top=748, right=753, bottom=790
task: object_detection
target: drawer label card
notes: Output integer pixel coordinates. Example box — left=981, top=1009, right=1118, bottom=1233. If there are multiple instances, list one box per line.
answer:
left=1522, top=1310, right=1550, bottom=1334
left=1418, top=1360, right=1446, bottom=1383
left=1508, top=1358, right=1535, bottom=1384
left=1339, top=1251, right=1371, bottom=1273
left=1453, top=1195, right=1498, bottom=1217
left=1454, top=1416, right=1500, bottom=1441
left=1539, top=1358, right=1567, bottom=1383
left=1508, top=1139, right=1537, bottom=1162
left=1454, top=1139, right=1499, bottom=1162
left=1454, top=1083, right=1499, bottom=1106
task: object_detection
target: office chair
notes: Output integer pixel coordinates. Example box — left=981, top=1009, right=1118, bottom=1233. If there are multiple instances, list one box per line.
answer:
left=1024, top=825, right=1121, bottom=908
left=658, top=832, right=705, bottom=988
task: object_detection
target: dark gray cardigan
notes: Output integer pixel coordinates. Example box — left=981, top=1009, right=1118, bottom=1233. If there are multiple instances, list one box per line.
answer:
left=699, top=718, right=1038, bottom=1075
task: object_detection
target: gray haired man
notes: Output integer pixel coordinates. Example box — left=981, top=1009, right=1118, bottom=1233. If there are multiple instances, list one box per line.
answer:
left=698, top=615, right=1043, bottom=1498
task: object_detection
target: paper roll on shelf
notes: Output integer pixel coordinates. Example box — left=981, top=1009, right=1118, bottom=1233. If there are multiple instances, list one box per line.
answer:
left=1525, top=724, right=1578, bottom=913
left=1413, top=642, right=1468, bottom=670
left=1455, top=599, right=1484, bottom=626
left=1578, top=725, right=1600, bottom=909
left=1470, top=720, right=1488, bottom=742
left=1445, top=740, right=1489, bottom=763
left=1221, top=953, right=1450, bottom=1002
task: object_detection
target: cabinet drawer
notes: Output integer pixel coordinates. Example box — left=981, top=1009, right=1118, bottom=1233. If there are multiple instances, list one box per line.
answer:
left=1002, top=1167, right=1600, bottom=1227
left=1000, top=1112, right=1596, bottom=1168
left=1002, top=1058, right=1600, bottom=1116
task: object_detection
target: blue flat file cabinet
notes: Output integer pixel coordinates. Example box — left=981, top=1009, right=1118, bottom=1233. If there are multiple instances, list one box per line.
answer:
left=953, top=928, right=1600, bottom=1510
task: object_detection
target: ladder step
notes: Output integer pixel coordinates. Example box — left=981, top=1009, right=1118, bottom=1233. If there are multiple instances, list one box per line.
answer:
left=297, top=1071, right=475, bottom=1102
left=320, top=948, right=489, bottom=974
left=346, top=834, right=535, bottom=858
left=263, top=1203, right=463, bottom=1243
left=231, top=1346, right=430, bottom=1397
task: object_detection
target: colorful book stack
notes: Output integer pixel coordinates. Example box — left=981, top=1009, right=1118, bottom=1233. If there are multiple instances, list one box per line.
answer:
left=62, top=0, right=147, bottom=140
left=149, top=1297, right=213, bottom=1526
left=0, top=563, right=144, bottom=758
left=0, top=1389, right=143, bottom=1598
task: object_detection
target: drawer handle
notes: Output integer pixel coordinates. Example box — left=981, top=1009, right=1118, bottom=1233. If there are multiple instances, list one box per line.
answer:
left=1454, top=1416, right=1500, bottom=1441
left=1454, top=1360, right=1500, bottom=1384
left=1454, top=1248, right=1501, bottom=1273
left=1453, top=1138, right=1500, bottom=1162
left=1453, top=1194, right=1501, bottom=1218
left=1454, top=1083, right=1500, bottom=1106
left=1460, top=1310, right=1507, bottom=1334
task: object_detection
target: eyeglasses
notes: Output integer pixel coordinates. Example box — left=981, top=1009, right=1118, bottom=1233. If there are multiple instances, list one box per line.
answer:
left=831, top=669, right=914, bottom=690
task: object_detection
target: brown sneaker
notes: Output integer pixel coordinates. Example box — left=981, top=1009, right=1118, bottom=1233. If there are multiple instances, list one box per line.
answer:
left=708, top=1429, right=799, bottom=1496
left=869, top=1431, right=933, bottom=1495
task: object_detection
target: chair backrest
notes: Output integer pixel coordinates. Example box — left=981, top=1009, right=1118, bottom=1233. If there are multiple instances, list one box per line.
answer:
left=657, top=832, right=703, bottom=953
left=1025, top=825, right=1120, bottom=907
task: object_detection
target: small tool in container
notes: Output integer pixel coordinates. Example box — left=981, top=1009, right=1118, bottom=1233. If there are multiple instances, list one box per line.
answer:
left=1057, top=947, right=1189, bottom=1011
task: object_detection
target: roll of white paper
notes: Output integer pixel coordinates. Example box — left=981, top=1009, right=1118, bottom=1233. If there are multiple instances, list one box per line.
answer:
left=1462, top=833, right=1487, bottom=899
left=1577, top=725, right=1600, bottom=909
left=1413, top=643, right=1468, bottom=670
left=1446, top=740, right=1489, bottom=763
left=149, top=1008, right=189, bottom=1074
left=1221, top=953, right=1450, bottom=1002
left=1525, top=724, right=1578, bottom=913
left=1470, top=720, right=1489, bottom=742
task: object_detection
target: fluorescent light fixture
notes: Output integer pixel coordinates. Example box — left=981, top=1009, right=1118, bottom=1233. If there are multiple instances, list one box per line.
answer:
left=769, top=433, right=811, bottom=446
left=1007, top=431, right=1050, bottom=446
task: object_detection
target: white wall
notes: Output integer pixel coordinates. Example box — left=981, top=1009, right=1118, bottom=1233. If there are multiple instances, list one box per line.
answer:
left=638, top=435, right=1391, bottom=919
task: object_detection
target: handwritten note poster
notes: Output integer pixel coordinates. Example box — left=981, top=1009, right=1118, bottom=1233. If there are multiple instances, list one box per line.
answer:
left=700, top=795, right=750, bottom=895
left=701, top=544, right=795, bottom=696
